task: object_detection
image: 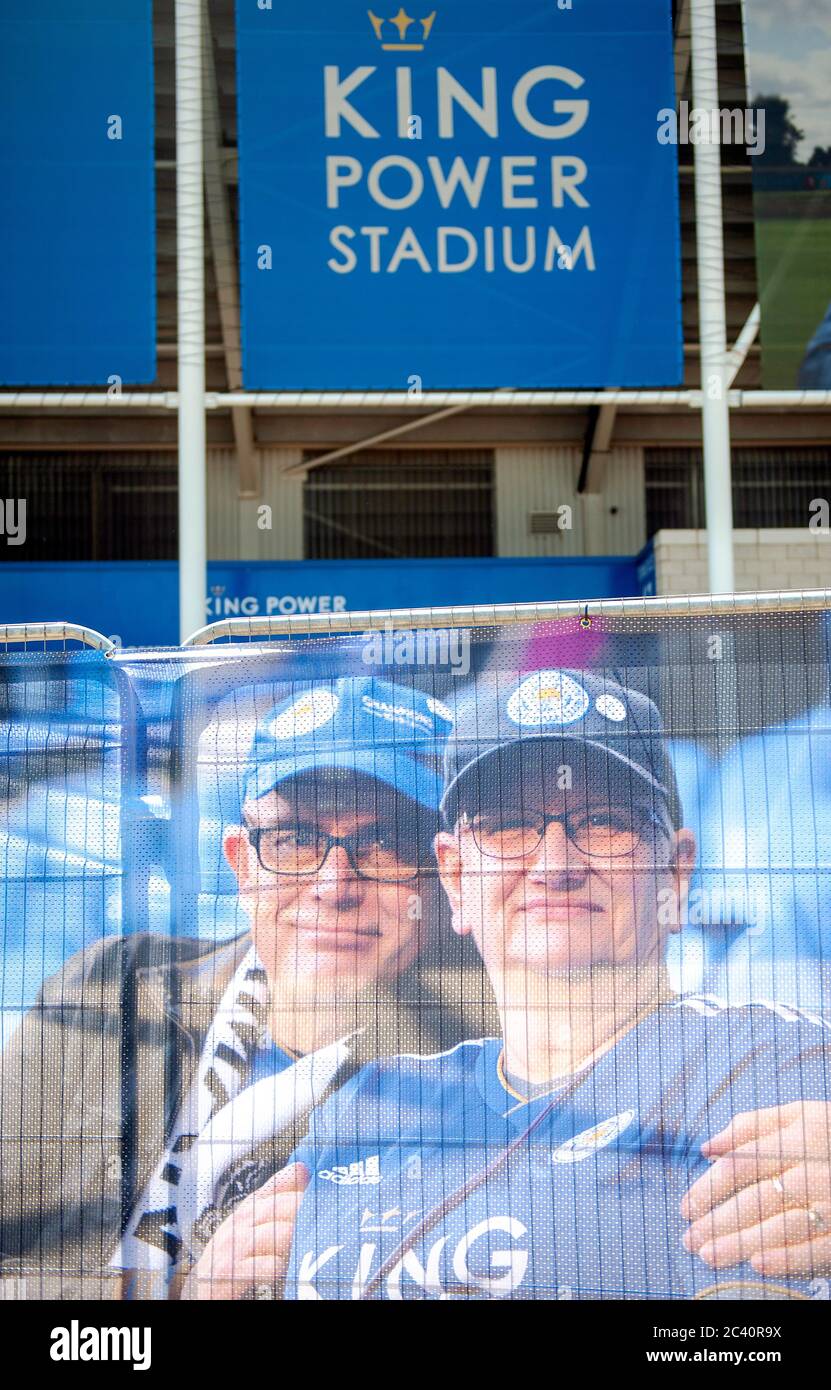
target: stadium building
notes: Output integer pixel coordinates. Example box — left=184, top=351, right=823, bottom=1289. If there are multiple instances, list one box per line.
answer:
left=0, top=0, right=829, bottom=644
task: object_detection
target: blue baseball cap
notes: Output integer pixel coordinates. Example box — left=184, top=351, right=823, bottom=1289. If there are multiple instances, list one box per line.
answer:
left=244, top=677, right=453, bottom=812
left=440, top=668, right=683, bottom=828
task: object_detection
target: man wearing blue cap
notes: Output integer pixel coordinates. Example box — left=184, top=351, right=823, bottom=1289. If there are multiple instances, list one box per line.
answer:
left=0, top=676, right=453, bottom=1299
left=207, top=668, right=831, bottom=1301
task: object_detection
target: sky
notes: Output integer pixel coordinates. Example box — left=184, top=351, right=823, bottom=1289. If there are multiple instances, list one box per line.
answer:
left=744, top=0, right=831, bottom=157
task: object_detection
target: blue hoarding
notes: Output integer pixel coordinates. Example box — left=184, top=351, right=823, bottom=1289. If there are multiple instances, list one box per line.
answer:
left=0, top=555, right=644, bottom=647
left=0, top=0, right=155, bottom=385
left=236, top=0, right=682, bottom=390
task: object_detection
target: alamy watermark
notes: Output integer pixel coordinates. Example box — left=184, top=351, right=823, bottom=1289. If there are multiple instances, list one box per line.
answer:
left=658, top=883, right=766, bottom=933
left=809, top=498, right=830, bottom=534
left=0, top=499, right=26, bottom=546
left=50, top=1321, right=151, bottom=1371
left=657, top=102, right=765, bottom=157
left=362, top=620, right=470, bottom=677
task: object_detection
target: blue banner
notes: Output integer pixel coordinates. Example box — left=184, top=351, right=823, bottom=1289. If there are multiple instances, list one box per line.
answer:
left=236, top=0, right=682, bottom=389
left=0, top=0, right=155, bottom=385
left=0, top=555, right=644, bottom=647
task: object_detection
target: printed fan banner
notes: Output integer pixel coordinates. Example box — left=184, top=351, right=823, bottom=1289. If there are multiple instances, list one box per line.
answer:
left=1, top=607, right=830, bottom=1300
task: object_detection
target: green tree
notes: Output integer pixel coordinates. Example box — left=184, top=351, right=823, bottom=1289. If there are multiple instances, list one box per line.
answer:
left=751, top=94, right=805, bottom=165
left=807, top=146, right=831, bottom=169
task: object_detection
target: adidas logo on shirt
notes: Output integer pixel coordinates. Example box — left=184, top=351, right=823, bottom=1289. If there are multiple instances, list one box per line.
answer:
left=318, top=1155, right=381, bottom=1186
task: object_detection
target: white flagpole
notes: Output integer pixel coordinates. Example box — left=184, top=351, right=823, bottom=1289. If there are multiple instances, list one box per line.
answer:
left=175, top=0, right=207, bottom=641
left=691, top=0, right=735, bottom=593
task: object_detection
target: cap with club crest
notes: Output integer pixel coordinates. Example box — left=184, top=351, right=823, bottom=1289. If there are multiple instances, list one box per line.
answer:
left=440, top=668, right=682, bottom=829
left=244, top=676, right=453, bottom=812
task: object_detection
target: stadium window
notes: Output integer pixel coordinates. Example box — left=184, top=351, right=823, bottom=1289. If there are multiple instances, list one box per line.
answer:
left=0, top=453, right=178, bottom=561
left=645, top=447, right=831, bottom=534
left=303, top=449, right=495, bottom=559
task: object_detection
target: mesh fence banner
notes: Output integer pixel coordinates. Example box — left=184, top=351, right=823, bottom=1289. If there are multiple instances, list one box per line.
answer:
left=2, top=607, right=831, bottom=1301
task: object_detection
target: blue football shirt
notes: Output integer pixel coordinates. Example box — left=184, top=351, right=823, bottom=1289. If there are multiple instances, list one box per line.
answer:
left=285, top=996, right=831, bottom=1300
left=249, top=1036, right=298, bottom=1085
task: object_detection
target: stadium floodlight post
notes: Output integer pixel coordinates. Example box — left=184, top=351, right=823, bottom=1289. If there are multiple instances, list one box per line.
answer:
left=175, top=0, right=207, bottom=643
left=691, top=0, right=735, bottom=594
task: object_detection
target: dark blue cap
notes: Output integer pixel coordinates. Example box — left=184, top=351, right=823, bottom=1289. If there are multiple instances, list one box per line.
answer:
left=440, top=668, right=682, bottom=827
left=245, top=677, right=453, bottom=812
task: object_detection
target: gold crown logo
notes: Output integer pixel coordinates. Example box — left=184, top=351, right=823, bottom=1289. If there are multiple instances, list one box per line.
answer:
left=367, top=8, right=436, bottom=51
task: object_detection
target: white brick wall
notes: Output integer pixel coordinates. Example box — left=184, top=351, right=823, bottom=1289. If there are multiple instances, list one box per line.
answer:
left=653, top=529, right=831, bottom=595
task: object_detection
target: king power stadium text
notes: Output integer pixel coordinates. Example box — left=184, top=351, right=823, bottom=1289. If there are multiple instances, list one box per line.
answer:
left=322, top=64, right=596, bottom=275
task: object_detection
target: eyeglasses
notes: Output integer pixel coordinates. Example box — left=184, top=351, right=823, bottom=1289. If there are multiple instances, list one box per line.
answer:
left=246, top=820, right=421, bottom=883
left=462, top=805, right=669, bottom=862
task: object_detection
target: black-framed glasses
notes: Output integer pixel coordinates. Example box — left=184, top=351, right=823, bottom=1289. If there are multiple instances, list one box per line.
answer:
left=462, top=805, right=670, bottom=862
left=246, top=821, right=422, bottom=883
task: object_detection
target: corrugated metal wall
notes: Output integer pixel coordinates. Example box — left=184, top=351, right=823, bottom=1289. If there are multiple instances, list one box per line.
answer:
left=495, top=446, right=646, bottom=557
left=207, top=447, right=304, bottom=560
left=207, top=445, right=647, bottom=562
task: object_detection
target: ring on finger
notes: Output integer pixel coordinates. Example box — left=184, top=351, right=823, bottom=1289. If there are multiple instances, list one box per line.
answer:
left=805, top=1208, right=828, bottom=1231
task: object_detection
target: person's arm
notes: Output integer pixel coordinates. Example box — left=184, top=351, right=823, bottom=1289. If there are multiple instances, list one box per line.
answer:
left=180, top=1162, right=310, bottom=1300
left=681, top=1100, right=831, bottom=1277
left=679, top=1012, right=831, bottom=1280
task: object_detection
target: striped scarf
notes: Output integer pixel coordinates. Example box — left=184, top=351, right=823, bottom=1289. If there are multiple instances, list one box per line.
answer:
left=112, top=946, right=351, bottom=1274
